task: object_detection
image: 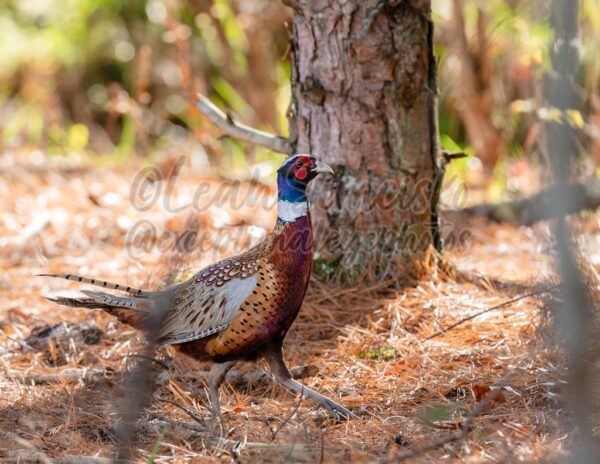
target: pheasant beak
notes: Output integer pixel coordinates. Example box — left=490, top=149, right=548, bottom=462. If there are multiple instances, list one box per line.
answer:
left=312, top=161, right=334, bottom=175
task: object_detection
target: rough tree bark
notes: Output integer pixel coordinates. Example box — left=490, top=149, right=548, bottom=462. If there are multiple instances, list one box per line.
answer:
left=285, top=0, right=442, bottom=283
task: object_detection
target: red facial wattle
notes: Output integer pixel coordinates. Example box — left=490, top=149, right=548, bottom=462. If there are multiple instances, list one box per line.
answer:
left=294, top=167, right=308, bottom=180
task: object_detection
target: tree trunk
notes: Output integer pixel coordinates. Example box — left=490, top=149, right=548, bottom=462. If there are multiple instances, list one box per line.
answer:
left=286, top=0, right=442, bottom=284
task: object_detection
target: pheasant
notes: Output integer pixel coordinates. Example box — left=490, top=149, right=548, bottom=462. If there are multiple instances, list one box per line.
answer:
left=40, top=154, right=357, bottom=420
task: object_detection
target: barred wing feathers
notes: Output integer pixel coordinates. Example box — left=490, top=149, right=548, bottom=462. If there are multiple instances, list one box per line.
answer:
left=158, top=251, right=262, bottom=345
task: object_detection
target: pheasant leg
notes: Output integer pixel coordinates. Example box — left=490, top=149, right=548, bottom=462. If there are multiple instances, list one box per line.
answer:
left=208, top=361, right=235, bottom=417
left=264, top=347, right=358, bottom=420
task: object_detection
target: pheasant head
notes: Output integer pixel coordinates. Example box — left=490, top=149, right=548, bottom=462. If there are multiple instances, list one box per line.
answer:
left=277, top=154, right=333, bottom=223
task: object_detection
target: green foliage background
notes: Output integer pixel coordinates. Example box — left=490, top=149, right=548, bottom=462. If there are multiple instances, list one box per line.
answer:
left=0, top=0, right=598, bottom=192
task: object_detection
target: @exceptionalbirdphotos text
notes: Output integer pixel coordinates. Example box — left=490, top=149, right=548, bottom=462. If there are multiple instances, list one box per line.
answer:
left=125, top=218, right=473, bottom=263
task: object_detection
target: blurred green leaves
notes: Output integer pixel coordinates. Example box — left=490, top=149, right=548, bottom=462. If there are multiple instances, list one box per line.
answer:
left=0, top=0, right=290, bottom=169
left=1, top=0, right=599, bottom=195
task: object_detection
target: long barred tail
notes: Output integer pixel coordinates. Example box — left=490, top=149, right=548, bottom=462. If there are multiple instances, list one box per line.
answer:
left=44, top=295, right=112, bottom=309
left=38, top=273, right=148, bottom=296
left=39, top=273, right=176, bottom=332
left=42, top=286, right=149, bottom=311
left=44, top=293, right=148, bottom=328
left=42, top=281, right=153, bottom=329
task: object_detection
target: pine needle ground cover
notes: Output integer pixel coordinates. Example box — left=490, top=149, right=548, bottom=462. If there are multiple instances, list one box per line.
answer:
left=0, top=152, right=582, bottom=462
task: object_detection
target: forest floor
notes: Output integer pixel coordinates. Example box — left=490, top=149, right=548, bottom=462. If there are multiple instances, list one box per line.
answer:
left=0, top=151, right=595, bottom=463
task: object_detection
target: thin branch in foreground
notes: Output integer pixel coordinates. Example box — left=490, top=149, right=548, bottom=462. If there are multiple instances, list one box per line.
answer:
left=545, top=1, right=597, bottom=460
left=425, top=286, right=556, bottom=340
left=195, top=93, right=293, bottom=154
left=113, top=295, right=171, bottom=463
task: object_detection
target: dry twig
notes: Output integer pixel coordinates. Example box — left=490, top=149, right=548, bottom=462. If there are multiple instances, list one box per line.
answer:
left=156, top=398, right=206, bottom=425
left=426, top=286, right=555, bottom=340
left=195, top=93, right=292, bottom=154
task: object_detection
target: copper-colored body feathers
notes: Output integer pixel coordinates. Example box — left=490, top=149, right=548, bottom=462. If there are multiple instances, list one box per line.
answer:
left=44, top=216, right=313, bottom=362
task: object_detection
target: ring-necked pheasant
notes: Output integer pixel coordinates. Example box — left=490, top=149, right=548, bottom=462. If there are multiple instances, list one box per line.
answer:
left=40, top=154, right=358, bottom=420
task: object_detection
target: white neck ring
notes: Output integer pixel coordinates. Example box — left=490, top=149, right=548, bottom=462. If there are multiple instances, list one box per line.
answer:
left=277, top=200, right=308, bottom=222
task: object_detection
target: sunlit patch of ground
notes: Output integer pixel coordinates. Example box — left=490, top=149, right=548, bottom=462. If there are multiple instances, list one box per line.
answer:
left=0, top=151, right=586, bottom=462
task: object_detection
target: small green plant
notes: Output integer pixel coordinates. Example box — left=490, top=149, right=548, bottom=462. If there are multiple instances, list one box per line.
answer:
left=147, top=425, right=168, bottom=464
left=313, top=253, right=341, bottom=281
left=356, top=346, right=397, bottom=361
left=421, top=404, right=456, bottom=424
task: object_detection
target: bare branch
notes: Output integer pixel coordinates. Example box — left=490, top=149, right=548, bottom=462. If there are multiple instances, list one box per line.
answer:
left=441, top=150, right=468, bottom=163
left=195, top=93, right=293, bottom=154
left=425, top=286, right=557, bottom=340
left=459, top=178, right=600, bottom=226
